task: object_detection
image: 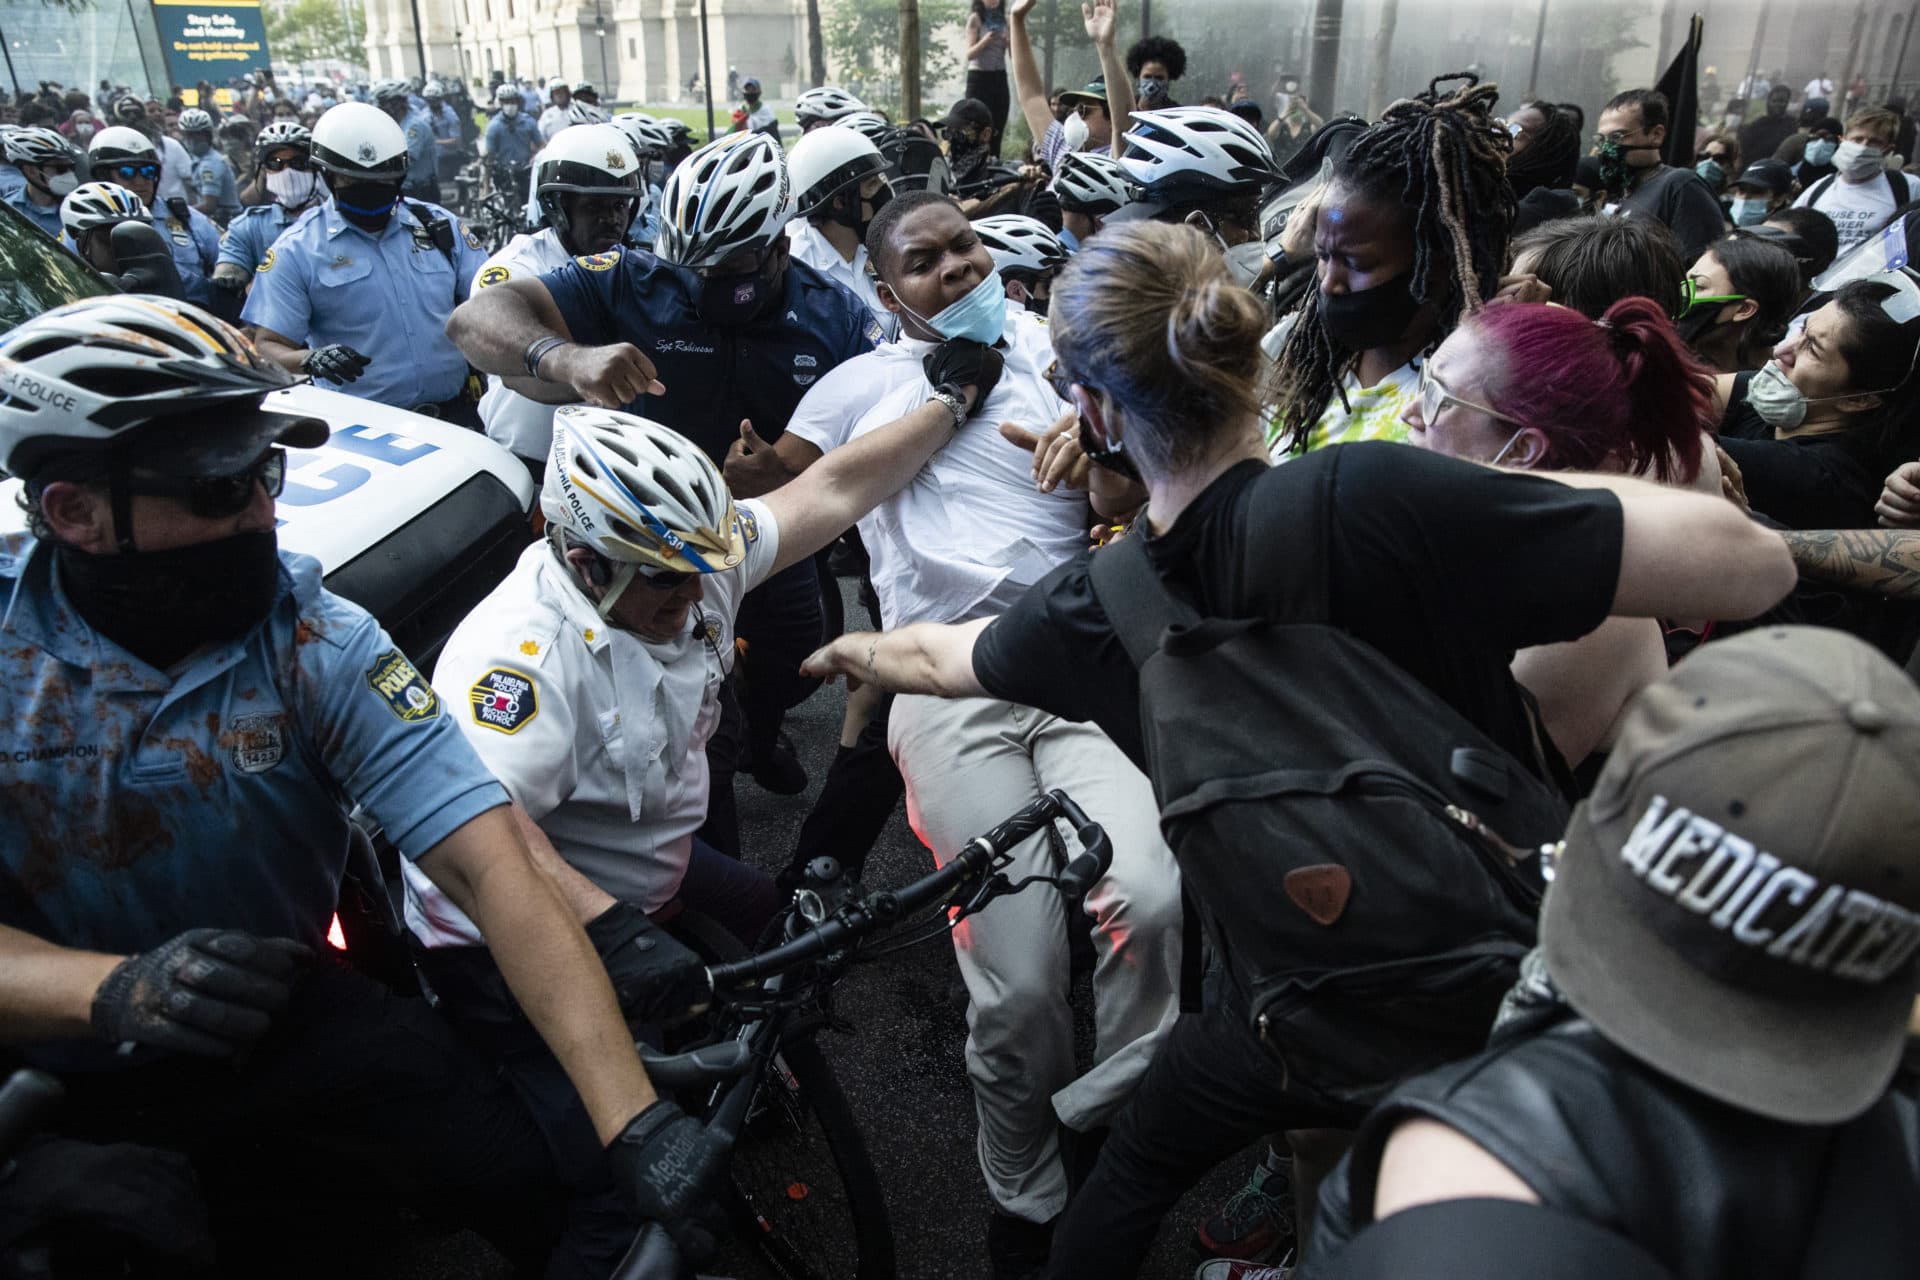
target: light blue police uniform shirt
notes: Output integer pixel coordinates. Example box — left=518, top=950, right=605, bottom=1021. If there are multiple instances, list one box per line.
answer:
left=188, top=146, right=241, bottom=220
left=429, top=104, right=462, bottom=144
left=5, top=187, right=63, bottom=240
left=484, top=113, right=540, bottom=170
left=402, top=107, right=437, bottom=185
left=0, top=533, right=508, bottom=961
left=153, top=204, right=224, bottom=309
left=216, top=201, right=304, bottom=273
left=242, top=197, right=488, bottom=407
left=0, top=165, right=26, bottom=203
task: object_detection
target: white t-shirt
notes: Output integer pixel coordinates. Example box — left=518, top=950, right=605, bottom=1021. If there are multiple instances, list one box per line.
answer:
left=538, top=104, right=571, bottom=143
left=785, top=307, right=1087, bottom=629
left=1795, top=169, right=1920, bottom=253
left=472, top=228, right=576, bottom=461
left=156, top=135, right=194, bottom=205
left=786, top=218, right=901, bottom=341
left=404, top=504, right=780, bottom=946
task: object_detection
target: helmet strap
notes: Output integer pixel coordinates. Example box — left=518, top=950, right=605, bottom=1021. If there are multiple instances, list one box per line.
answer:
left=595, top=562, right=636, bottom=619
left=108, top=452, right=138, bottom=554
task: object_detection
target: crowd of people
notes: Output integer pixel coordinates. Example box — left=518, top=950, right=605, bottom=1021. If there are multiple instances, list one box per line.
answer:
left=5, top=3, right=1920, bottom=1278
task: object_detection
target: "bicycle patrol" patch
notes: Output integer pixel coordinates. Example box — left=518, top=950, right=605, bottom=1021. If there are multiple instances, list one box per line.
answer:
left=469, top=668, right=539, bottom=734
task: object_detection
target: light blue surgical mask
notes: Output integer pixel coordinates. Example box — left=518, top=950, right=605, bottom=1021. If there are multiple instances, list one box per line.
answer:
left=1806, top=138, right=1838, bottom=167
left=899, top=269, right=1007, bottom=345
left=1729, top=195, right=1768, bottom=226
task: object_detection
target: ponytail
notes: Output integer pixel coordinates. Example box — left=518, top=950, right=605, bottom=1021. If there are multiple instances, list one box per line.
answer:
left=1598, top=296, right=1710, bottom=483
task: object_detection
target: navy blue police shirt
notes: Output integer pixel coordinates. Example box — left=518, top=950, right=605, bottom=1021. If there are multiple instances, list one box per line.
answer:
left=540, top=246, right=886, bottom=463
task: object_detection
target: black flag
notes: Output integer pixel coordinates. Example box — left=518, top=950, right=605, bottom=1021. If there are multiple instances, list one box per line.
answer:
left=1657, top=14, right=1705, bottom=167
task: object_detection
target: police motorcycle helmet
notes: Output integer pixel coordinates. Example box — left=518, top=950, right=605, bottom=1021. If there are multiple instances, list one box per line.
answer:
left=1053, top=148, right=1137, bottom=217
left=310, top=102, right=409, bottom=183
left=88, top=125, right=160, bottom=167
left=795, top=86, right=868, bottom=130
left=654, top=131, right=792, bottom=270
left=541, top=406, right=747, bottom=616
left=787, top=124, right=891, bottom=225
left=58, top=181, right=150, bottom=243
left=0, top=294, right=326, bottom=489
left=535, top=124, right=644, bottom=250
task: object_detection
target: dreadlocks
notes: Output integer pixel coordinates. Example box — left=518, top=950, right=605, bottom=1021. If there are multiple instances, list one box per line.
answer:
left=1270, top=73, right=1515, bottom=453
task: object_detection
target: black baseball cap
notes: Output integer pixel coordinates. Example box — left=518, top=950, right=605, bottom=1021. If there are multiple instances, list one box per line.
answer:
left=1733, top=158, right=1793, bottom=195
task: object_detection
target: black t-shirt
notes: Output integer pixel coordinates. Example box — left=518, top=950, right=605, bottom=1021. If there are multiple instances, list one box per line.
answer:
left=1719, top=376, right=1885, bottom=529
left=971, top=443, right=1625, bottom=770
left=1614, top=164, right=1729, bottom=264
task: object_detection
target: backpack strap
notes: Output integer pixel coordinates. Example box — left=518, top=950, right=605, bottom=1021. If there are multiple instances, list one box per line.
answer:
left=1087, top=532, right=1182, bottom=669
left=1804, top=174, right=1837, bottom=208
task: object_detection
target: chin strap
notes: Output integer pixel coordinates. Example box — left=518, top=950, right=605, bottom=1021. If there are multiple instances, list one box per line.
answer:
left=109, top=452, right=137, bottom=554
left=596, top=562, right=637, bottom=619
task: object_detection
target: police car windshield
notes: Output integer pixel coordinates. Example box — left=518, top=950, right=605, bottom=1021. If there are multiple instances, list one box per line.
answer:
left=0, top=201, right=114, bottom=334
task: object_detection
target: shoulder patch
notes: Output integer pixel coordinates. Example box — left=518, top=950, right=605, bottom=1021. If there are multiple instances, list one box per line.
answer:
left=864, top=317, right=887, bottom=344
left=365, top=648, right=439, bottom=722
left=735, top=507, right=759, bottom=545
left=477, top=263, right=511, bottom=288
left=575, top=250, right=621, bottom=271
left=469, top=667, right=540, bottom=735
left=462, top=225, right=483, bottom=251
left=257, top=247, right=275, bottom=273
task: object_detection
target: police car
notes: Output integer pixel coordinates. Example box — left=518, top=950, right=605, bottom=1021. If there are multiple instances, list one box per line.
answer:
left=0, top=199, right=536, bottom=666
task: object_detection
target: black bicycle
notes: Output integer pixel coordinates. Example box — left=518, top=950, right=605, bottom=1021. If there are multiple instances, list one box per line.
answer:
left=617, top=789, right=1115, bottom=1280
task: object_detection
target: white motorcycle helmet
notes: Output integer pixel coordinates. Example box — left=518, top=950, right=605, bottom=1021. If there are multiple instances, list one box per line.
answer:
left=654, top=132, right=792, bottom=269
left=534, top=124, right=645, bottom=247
left=87, top=126, right=159, bottom=166
left=787, top=125, right=890, bottom=217
left=310, top=102, right=408, bottom=181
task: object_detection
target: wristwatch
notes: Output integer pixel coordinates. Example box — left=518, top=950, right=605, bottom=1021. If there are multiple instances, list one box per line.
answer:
left=927, top=384, right=969, bottom=431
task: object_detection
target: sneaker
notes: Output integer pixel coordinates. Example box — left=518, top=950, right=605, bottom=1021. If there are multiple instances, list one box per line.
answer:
left=1193, top=1151, right=1295, bottom=1262
left=986, top=1209, right=1055, bottom=1280
left=748, top=732, right=808, bottom=795
left=1193, top=1257, right=1291, bottom=1280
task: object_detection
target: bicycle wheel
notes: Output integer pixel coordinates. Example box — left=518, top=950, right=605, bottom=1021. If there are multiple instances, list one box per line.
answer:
left=727, top=1035, right=896, bottom=1280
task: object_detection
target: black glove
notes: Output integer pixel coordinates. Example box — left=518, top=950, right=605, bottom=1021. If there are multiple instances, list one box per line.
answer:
left=606, top=1100, right=725, bottom=1257
left=89, top=929, right=313, bottom=1057
left=302, top=344, right=372, bottom=384
left=0, top=1137, right=213, bottom=1264
left=582, top=900, right=711, bottom=1028
left=923, top=338, right=1005, bottom=420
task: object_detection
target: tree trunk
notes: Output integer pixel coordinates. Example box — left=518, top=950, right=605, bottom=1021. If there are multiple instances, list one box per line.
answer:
left=1367, top=0, right=1398, bottom=118
left=1308, top=0, right=1344, bottom=119
left=900, top=0, right=922, bottom=121
left=1043, top=0, right=1058, bottom=97
left=806, top=0, right=827, bottom=88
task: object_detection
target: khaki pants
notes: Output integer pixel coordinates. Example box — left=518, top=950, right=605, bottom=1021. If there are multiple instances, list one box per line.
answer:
left=890, top=693, right=1183, bottom=1223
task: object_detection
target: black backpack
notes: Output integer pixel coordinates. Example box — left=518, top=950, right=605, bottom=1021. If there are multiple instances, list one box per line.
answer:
left=1088, top=483, right=1569, bottom=1106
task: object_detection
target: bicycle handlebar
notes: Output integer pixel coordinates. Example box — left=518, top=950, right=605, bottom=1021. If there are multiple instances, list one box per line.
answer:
left=0, top=1069, right=62, bottom=1164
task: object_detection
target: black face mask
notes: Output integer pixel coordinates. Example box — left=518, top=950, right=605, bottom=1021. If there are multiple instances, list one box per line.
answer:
left=697, top=253, right=780, bottom=326
left=56, top=530, right=282, bottom=669
left=332, top=180, right=403, bottom=231
left=827, top=181, right=891, bottom=241
left=1318, top=273, right=1425, bottom=352
left=1675, top=303, right=1732, bottom=345
left=1078, top=416, right=1141, bottom=480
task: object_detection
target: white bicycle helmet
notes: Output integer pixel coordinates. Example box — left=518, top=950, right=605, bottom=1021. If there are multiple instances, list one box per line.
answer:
left=253, top=120, right=312, bottom=160
left=58, top=181, right=150, bottom=241
left=973, top=215, right=1071, bottom=278
left=371, top=78, right=411, bottom=105
left=494, top=82, right=524, bottom=107
left=573, top=81, right=598, bottom=98
left=87, top=126, right=159, bottom=166
left=0, top=294, right=319, bottom=482
left=5, top=126, right=76, bottom=169
left=613, top=113, right=675, bottom=159
left=655, top=132, right=791, bottom=269
left=795, top=86, right=868, bottom=127
left=1119, top=105, right=1279, bottom=202
left=541, top=406, right=746, bottom=584
left=310, top=102, right=408, bottom=180
left=566, top=100, right=611, bottom=127
left=1053, top=149, right=1136, bottom=216
left=177, top=108, right=214, bottom=134
left=839, top=111, right=892, bottom=141
left=787, top=125, right=888, bottom=214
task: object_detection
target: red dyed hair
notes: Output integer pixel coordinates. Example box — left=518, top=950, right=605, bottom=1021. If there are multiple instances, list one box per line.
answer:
left=1464, top=297, right=1713, bottom=483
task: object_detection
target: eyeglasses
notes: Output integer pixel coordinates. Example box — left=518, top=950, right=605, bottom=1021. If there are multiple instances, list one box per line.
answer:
left=1593, top=129, right=1642, bottom=146
left=1679, top=276, right=1747, bottom=315
left=1043, top=358, right=1079, bottom=401
left=1074, top=102, right=1102, bottom=118
left=127, top=448, right=286, bottom=519
left=109, top=163, right=159, bottom=181
left=1415, top=362, right=1522, bottom=428
left=261, top=153, right=311, bottom=172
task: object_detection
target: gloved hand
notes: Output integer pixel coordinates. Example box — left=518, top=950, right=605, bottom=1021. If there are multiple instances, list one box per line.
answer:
left=302, top=344, right=372, bottom=384
left=923, top=338, right=1005, bottom=420
left=90, top=929, right=313, bottom=1057
left=0, top=1137, right=213, bottom=1265
left=606, top=1100, right=726, bottom=1257
left=582, top=900, right=711, bottom=1028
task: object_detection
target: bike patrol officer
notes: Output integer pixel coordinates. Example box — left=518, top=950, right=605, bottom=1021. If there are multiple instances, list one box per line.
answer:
left=424, top=81, right=465, bottom=188
left=474, top=123, right=647, bottom=475
left=485, top=81, right=541, bottom=195
left=0, top=292, right=728, bottom=1273
left=86, top=125, right=225, bottom=313
left=244, top=101, right=490, bottom=427
left=2, top=125, right=79, bottom=240
left=213, top=121, right=323, bottom=288
left=784, top=122, right=900, bottom=339
left=447, top=130, right=887, bottom=820
left=178, top=107, right=241, bottom=224
left=374, top=77, right=440, bottom=203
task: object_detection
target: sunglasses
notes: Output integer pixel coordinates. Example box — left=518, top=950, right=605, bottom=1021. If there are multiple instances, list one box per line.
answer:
left=1679, top=276, right=1746, bottom=315
left=261, top=153, right=311, bottom=172
left=110, top=163, right=160, bottom=182
left=1074, top=102, right=1102, bottom=118
left=1415, top=363, right=1522, bottom=428
left=127, top=448, right=286, bottom=519
left=1043, top=358, right=1078, bottom=401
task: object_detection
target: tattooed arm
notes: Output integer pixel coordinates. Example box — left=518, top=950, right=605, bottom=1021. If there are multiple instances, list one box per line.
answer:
left=1780, top=528, right=1920, bottom=600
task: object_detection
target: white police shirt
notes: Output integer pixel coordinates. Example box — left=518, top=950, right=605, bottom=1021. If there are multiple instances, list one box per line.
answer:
left=785, top=306, right=1085, bottom=628
left=404, top=500, right=781, bottom=946
left=472, top=228, right=576, bottom=461
left=785, top=217, right=901, bottom=341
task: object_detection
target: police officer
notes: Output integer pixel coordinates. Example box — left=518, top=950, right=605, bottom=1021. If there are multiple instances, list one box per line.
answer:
left=0, top=292, right=726, bottom=1274
left=485, top=81, right=541, bottom=196
left=178, top=106, right=240, bottom=223
left=2, top=125, right=79, bottom=239
left=374, top=77, right=439, bottom=203
left=474, top=124, right=647, bottom=474
left=448, top=131, right=886, bottom=820
left=56, top=181, right=151, bottom=277
left=214, top=121, right=323, bottom=288
left=784, top=123, right=900, bottom=338
left=423, top=81, right=465, bottom=186
left=610, top=113, right=672, bottom=248
left=572, top=81, right=600, bottom=109
left=244, top=101, right=489, bottom=425
left=86, top=126, right=224, bottom=313
left=107, top=93, right=194, bottom=208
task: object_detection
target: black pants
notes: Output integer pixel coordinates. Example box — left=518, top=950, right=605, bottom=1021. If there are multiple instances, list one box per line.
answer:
left=786, top=692, right=902, bottom=883
left=732, top=554, right=823, bottom=765
left=43, top=961, right=566, bottom=1278
left=968, top=69, right=1012, bottom=158
left=1044, top=987, right=1360, bottom=1278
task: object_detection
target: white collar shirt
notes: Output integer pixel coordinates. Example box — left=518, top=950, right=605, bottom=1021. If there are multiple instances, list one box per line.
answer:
left=403, top=500, right=781, bottom=945
left=785, top=218, right=901, bottom=341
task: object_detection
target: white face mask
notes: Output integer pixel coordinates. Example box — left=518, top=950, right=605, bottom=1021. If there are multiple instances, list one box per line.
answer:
left=1062, top=110, right=1089, bottom=152
left=1834, top=139, right=1887, bottom=181
left=266, top=165, right=320, bottom=207
left=1745, top=360, right=1845, bottom=430
left=501, top=103, right=520, bottom=118
left=43, top=170, right=79, bottom=197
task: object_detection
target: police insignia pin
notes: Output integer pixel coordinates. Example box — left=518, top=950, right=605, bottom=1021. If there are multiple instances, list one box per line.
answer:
left=606, top=151, right=626, bottom=170
left=365, top=649, right=439, bottom=722
left=227, top=713, right=287, bottom=773
left=257, top=248, right=275, bottom=273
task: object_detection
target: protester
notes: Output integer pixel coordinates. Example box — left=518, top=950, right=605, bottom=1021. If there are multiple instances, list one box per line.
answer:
left=1793, top=107, right=1920, bottom=253
left=1052, top=147, right=1134, bottom=249
left=1693, top=129, right=1740, bottom=198
left=964, top=0, right=1012, bottom=156
left=1726, top=157, right=1794, bottom=226
left=1504, top=98, right=1580, bottom=202
left=1679, top=233, right=1802, bottom=373
left=1739, top=82, right=1797, bottom=161
left=1007, top=0, right=1130, bottom=172
left=1596, top=89, right=1728, bottom=263
left=1126, top=34, right=1186, bottom=110
left=1764, top=205, right=1840, bottom=283
left=1266, top=95, right=1325, bottom=170
left=1269, top=76, right=1513, bottom=454
left=1307, top=627, right=1920, bottom=1278
left=1772, top=96, right=1832, bottom=167
left=1786, top=114, right=1843, bottom=186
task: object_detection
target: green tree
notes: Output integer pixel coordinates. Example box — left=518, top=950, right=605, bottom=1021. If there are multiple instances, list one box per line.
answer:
left=265, top=0, right=367, bottom=69
left=822, top=0, right=964, bottom=113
